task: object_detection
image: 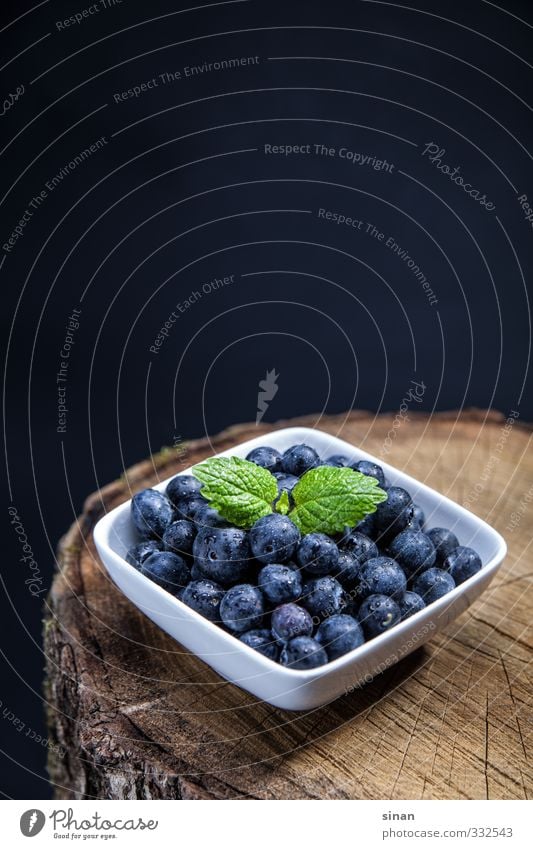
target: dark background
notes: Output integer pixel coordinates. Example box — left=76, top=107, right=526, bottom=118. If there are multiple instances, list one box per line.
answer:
left=1, top=0, right=531, bottom=798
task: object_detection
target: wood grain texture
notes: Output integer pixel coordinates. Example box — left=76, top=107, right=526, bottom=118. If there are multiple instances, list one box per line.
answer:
left=44, top=410, right=533, bottom=800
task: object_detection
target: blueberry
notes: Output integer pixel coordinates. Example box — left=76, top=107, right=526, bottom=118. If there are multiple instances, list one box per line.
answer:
left=412, top=567, right=455, bottom=604
left=358, top=556, right=407, bottom=601
left=281, top=443, right=320, bottom=476
left=273, top=473, right=300, bottom=510
left=443, top=546, right=482, bottom=584
left=258, top=563, right=302, bottom=605
left=131, top=488, right=174, bottom=540
left=315, top=614, right=365, bottom=661
left=190, top=561, right=207, bottom=581
left=280, top=636, right=328, bottom=669
left=409, top=504, right=426, bottom=530
left=166, top=474, right=203, bottom=507
left=388, top=529, right=436, bottom=579
left=398, top=591, right=426, bottom=620
left=358, top=593, right=401, bottom=638
left=325, top=454, right=349, bottom=467
left=334, top=550, right=361, bottom=589
left=173, top=496, right=208, bottom=522
left=181, top=579, right=224, bottom=621
left=219, top=584, right=264, bottom=633
left=301, top=576, right=346, bottom=620
left=126, top=540, right=162, bottom=569
left=240, top=629, right=280, bottom=661
left=192, top=526, right=252, bottom=586
left=350, top=460, right=386, bottom=488
left=271, top=603, right=313, bottom=643
left=427, top=527, right=460, bottom=565
left=162, top=519, right=196, bottom=556
left=189, top=502, right=225, bottom=529
left=296, top=532, right=340, bottom=576
left=274, top=472, right=299, bottom=493
left=340, top=595, right=360, bottom=619
left=249, top=513, right=300, bottom=565
left=341, top=531, right=378, bottom=563
left=374, top=486, right=413, bottom=537
left=245, top=445, right=282, bottom=473
left=273, top=473, right=300, bottom=511
left=141, top=551, right=191, bottom=594
left=354, top=513, right=376, bottom=538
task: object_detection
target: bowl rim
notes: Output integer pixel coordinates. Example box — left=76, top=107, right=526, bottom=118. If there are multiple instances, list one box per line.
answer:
left=93, top=426, right=507, bottom=682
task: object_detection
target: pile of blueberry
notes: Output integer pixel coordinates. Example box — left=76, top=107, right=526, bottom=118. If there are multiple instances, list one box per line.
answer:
left=126, top=443, right=483, bottom=670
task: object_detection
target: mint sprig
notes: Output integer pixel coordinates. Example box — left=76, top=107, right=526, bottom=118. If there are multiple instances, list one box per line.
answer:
left=192, top=456, right=278, bottom=528
left=289, top=465, right=387, bottom=534
left=192, top=455, right=387, bottom=533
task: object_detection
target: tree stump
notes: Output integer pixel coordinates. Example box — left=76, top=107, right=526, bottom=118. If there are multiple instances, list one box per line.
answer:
left=44, top=410, right=533, bottom=799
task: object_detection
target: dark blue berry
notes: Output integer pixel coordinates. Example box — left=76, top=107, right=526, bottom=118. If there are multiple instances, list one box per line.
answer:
left=131, top=489, right=174, bottom=540
left=193, top=526, right=252, bottom=586
left=274, top=472, right=299, bottom=492
left=427, top=527, right=460, bottom=565
left=351, top=460, right=386, bottom=488
left=334, top=550, right=361, bottom=589
left=388, top=529, right=436, bottom=579
left=281, top=443, right=320, bottom=476
left=315, top=614, right=365, bottom=660
left=249, top=513, right=300, bottom=565
left=162, top=519, right=196, bottom=556
left=258, top=563, right=302, bottom=605
left=181, top=579, right=224, bottom=622
left=301, top=576, right=346, bottom=620
left=409, top=504, right=426, bottom=529
left=296, top=532, right=340, bottom=576
left=141, top=551, right=191, bottom=594
left=412, top=567, right=455, bottom=603
left=219, top=584, right=264, bottom=633
left=358, top=593, right=401, bottom=638
left=273, top=473, right=300, bottom=509
left=354, top=513, right=376, bottom=538
left=245, top=445, right=282, bottom=473
left=239, top=629, right=280, bottom=661
left=443, top=546, right=482, bottom=584
left=189, top=502, right=225, bottom=529
left=325, top=454, right=349, bottom=467
left=358, top=556, right=407, bottom=601
left=398, top=591, right=426, bottom=620
left=190, top=561, right=208, bottom=581
left=166, top=474, right=203, bottom=507
left=173, top=496, right=208, bottom=522
left=280, top=636, right=328, bottom=669
left=341, top=595, right=360, bottom=619
left=126, top=540, right=162, bottom=569
left=341, top=531, right=378, bottom=563
left=271, top=603, right=313, bottom=643
left=374, top=486, right=413, bottom=537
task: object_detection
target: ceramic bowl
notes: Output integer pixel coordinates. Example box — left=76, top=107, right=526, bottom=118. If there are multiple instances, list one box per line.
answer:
left=93, top=427, right=506, bottom=710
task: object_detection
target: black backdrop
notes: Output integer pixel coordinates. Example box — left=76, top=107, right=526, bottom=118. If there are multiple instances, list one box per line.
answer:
left=1, top=0, right=531, bottom=798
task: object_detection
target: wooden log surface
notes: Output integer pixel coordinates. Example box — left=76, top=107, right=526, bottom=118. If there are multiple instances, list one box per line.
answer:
left=44, top=410, right=533, bottom=800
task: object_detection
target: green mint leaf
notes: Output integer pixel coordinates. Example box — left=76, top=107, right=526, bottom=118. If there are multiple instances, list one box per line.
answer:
left=289, top=466, right=387, bottom=535
left=275, top=489, right=290, bottom=515
left=192, top=456, right=277, bottom=528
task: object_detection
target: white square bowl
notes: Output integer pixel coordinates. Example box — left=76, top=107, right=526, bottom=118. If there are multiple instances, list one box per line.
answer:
left=93, top=426, right=506, bottom=711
